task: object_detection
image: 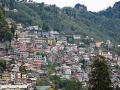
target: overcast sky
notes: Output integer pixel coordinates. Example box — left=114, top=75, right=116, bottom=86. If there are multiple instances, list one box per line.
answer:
left=34, top=0, right=119, bottom=12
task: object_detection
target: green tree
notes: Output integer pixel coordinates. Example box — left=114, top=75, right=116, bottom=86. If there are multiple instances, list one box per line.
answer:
left=9, top=59, right=16, bottom=64
left=89, top=55, right=112, bottom=90
left=36, top=78, right=50, bottom=86
left=19, top=65, right=27, bottom=74
left=4, top=31, right=13, bottom=42
left=42, top=23, right=51, bottom=31
left=114, top=47, right=120, bottom=56
left=0, top=7, right=13, bottom=42
left=10, top=23, right=16, bottom=35
left=0, top=59, right=6, bottom=71
left=64, top=79, right=82, bottom=90
left=50, top=77, right=82, bottom=90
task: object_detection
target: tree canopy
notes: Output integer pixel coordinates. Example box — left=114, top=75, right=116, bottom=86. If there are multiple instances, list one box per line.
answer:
left=0, top=7, right=13, bottom=42
left=89, top=55, right=112, bottom=90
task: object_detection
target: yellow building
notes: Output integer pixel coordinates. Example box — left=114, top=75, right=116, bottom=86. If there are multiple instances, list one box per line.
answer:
left=0, top=73, right=11, bottom=81
left=16, top=23, right=23, bottom=30
left=0, top=73, right=11, bottom=85
left=95, top=41, right=103, bottom=48
left=47, top=39, right=56, bottom=46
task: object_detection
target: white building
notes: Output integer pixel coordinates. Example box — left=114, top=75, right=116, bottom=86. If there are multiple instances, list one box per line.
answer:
left=0, top=85, right=28, bottom=90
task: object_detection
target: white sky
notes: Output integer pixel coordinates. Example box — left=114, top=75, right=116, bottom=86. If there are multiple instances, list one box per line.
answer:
left=34, top=0, right=119, bottom=12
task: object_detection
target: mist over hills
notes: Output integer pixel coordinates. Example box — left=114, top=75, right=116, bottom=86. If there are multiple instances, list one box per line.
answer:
left=1, top=0, right=120, bottom=43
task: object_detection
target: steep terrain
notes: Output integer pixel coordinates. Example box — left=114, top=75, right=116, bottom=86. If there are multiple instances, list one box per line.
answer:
left=1, top=0, right=120, bottom=43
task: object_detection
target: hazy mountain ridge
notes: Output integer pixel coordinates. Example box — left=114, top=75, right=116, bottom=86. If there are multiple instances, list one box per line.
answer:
left=1, top=0, right=120, bottom=43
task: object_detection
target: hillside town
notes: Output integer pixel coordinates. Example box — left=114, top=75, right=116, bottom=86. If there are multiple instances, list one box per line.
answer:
left=0, top=17, right=119, bottom=90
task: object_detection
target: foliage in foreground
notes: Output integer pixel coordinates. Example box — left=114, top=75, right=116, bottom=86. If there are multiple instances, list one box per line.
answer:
left=50, top=76, right=82, bottom=90
left=89, top=55, right=112, bottom=90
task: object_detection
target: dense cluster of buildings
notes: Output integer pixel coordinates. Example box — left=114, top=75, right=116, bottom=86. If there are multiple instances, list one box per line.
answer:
left=0, top=19, right=120, bottom=89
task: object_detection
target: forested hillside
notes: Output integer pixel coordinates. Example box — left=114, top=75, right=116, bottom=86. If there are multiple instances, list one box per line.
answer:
left=1, top=0, right=120, bottom=43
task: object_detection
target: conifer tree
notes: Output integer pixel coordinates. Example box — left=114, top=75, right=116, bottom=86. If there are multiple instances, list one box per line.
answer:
left=89, top=55, right=112, bottom=90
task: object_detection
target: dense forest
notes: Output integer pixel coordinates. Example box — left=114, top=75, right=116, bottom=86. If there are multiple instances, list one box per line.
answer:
left=1, top=0, right=120, bottom=43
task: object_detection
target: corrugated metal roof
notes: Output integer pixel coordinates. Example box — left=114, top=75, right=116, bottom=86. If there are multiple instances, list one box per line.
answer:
left=36, top=86, right=50, bottom=90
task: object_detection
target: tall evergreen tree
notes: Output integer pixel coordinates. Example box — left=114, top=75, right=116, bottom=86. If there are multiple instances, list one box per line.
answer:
left=89, top=55, right=112, bottom=90
left=11, top=23, right=16, bottom=35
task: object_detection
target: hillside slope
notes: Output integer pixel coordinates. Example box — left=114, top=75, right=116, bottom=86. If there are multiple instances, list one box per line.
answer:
left=1, top=0, right=120, bottom=43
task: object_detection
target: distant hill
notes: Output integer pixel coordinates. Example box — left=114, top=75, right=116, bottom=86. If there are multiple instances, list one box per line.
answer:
left=1, top=0, right=120, bottom=43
